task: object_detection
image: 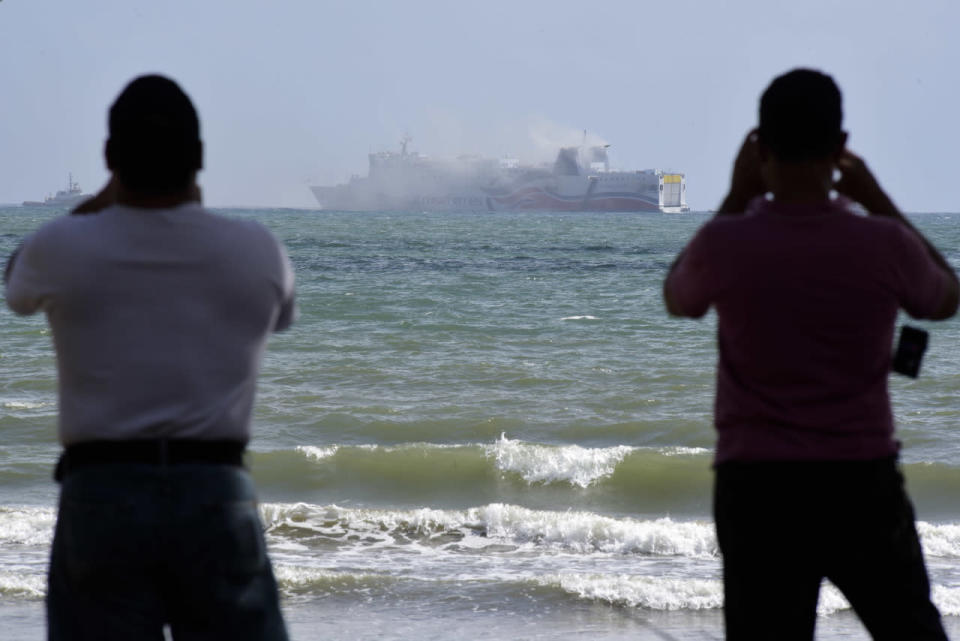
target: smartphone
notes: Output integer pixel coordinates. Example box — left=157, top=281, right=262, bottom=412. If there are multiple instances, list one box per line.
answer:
left=892, top=325, right=928, bottom=378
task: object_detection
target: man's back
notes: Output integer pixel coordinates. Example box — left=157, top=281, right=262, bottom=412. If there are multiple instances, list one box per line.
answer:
left=669, top=197, right=949, bottom=462
left=7, top=202, right=294, bottom=445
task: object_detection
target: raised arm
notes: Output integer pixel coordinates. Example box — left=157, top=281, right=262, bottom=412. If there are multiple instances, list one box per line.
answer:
left=835, top=150, right=959, bottom=319
left=716, top=129, right=767, bottom=215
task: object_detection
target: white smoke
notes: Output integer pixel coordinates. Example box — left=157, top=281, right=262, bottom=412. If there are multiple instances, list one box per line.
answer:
left=526, top=116, right=610, bottom=161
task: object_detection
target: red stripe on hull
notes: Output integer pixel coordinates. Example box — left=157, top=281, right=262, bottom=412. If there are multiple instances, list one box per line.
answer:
left=489, top=188, right=660, bottom=212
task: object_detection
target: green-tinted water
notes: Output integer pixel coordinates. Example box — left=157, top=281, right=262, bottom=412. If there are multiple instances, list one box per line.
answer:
left=2, top=207, right=959, bottom=639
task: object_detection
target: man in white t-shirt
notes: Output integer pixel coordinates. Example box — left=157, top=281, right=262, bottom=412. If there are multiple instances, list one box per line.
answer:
left=5, top=75, right=293, bottom=640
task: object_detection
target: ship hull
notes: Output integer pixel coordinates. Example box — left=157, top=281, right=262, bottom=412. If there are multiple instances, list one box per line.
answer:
left=22, top=174, right=87, bottom=208
left=21, top=194, right=87, bottom=208
left=310, top=186, right=665, bottom=213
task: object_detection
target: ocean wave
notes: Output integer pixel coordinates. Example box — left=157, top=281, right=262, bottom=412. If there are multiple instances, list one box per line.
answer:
left=283, top=436, right=707, bottom=490
left=261, top=502, right=717, bottom=557
left=272, top=565, right=402, bottom=597
left=660, top=446, right=712, bottom=456
left=260, top=502, right=960, bottom=565
left=0, top=506, right=54, bottom=546
left=477, top=504, right=716, bottom=556
left=1, top=400, right=53, bottom=411
left=933, top=585, right=960, bottom=617
left=296, top=445, right=339, bottom=461
left=541, top=573, right=723, bottom=611
left=1, top=500, right=959, bottom=615
left=3, top=499, right=959, bottom=568
left=270, top=565, right=960, bottom=617
left=265, top=441, right=960, bottom=518
left=538, top=574, right=881, bottom=616
left=917, top=522, right=960, bottom=558
left=0, top=572, right=45, bottom=598
left=486, top=434, right=633, bottom=487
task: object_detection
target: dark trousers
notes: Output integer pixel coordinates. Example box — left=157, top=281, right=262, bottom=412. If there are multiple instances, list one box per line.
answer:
left=714, top=458, right=947, bottom=641
left=48, top=463, right=288, bottom=641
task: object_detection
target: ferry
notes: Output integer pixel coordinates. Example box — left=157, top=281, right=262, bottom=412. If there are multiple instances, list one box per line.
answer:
left=311, top=137, right=688, bottom=213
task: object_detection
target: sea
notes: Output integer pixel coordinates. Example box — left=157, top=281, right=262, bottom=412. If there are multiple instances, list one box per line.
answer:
left=1, top=205, right=959, bottom=640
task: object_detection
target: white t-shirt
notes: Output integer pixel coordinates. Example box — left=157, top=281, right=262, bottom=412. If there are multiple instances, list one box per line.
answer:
left=5, top=203, right=296, bottom=445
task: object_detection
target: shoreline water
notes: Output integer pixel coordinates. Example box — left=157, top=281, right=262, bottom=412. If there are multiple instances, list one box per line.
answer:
left=2, top=207, right=958, bottom=639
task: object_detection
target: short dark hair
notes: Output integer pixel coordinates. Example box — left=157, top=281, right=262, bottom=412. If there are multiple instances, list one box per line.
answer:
left=759, top=69, right=843, bottom=162
left=107, top=75, right=202, bottom=195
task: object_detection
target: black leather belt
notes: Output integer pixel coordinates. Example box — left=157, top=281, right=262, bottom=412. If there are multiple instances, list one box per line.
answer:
left=55, top=439, right=246, bottom=482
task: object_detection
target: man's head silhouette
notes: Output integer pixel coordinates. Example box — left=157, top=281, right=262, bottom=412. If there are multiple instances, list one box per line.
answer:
left=759, top=68, right=844, bottom=163
left=106, top=75, right=203, bottom=196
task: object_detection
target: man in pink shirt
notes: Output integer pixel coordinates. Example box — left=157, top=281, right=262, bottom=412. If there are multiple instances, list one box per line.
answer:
left=664, top=69, right=958, bottom=639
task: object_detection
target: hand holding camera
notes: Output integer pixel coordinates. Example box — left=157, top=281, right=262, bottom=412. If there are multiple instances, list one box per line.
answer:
left=833, top=150, right=898, bottom=217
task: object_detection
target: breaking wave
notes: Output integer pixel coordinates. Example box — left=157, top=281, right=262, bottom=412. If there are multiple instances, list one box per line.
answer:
left=261, top=502, right=717, bottom=557
left=540, top=574, right=960, bottom=616
left=249, top=439, right=960, bottom=519
left=487, top=434, right=634, bottom=487
left=269, top=435, right=711, bottom=490
left=0, top=506, right=54, bottom=546
left=0, top=572, right=45, bottom=598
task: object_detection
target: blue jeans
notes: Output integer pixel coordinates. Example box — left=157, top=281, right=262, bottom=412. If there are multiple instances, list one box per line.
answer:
left=47, top=464, right=288, bottom=641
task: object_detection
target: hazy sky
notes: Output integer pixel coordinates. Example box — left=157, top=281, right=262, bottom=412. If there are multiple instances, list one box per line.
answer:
left=2, top=0, right=957, bottom=210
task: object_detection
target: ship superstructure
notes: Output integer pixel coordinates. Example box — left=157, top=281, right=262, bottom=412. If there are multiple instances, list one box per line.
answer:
left=22, top=173, right=88, bottom=208
left=311, top=137, right=688, bottom=213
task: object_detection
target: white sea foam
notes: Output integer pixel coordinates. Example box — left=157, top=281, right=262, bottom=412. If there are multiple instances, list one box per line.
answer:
left=561, top=315, right=598, bottom=321
left=272, top=564, right=399, bottom=594
left=261, top=502, right=716, bottom=557
left=0, top=572, right=45, bottom=598
left=0, top=507, right=55, bottom=546
left=544, top=573, right=861, bottom=616
left=816, top=584, right=852, bottom=615
left=263, top=502, right=471, bottom=550
left=807, top=582, right=960, bottom=617
left=658, top=446, right=711, bottom=457
left=486, top=434, right=632, bottom=487
left=477, top=504, right=717, bottom=556
left=545, top=572, right=956, bottom=617
left=297, top=443, right=475, bottom=462
left=273, top=564, right=344, bottom=588
left=1, top=400, right=53, bottom=410
left=296, top=445, right=339, bottom=461
left=918, top=522, right=960, bottom=558
left=543, top=573, right=723, bottom=610
left=932, top=585, right=960, bottom=617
